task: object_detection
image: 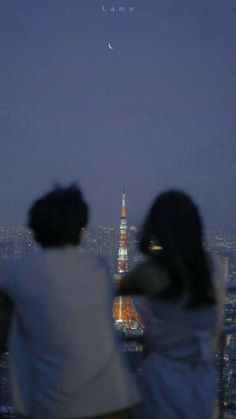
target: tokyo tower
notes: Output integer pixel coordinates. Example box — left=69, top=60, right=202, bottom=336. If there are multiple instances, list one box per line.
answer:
left=113, top=186, right=142, bottom=328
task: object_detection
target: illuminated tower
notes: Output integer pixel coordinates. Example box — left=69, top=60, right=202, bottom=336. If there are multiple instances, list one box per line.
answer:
left=113, top=186, right=142, bottom=328
left=117, top=186, right=128, bottom=275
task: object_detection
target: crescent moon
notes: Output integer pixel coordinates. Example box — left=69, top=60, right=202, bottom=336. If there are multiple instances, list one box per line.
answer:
left=108, top=43, right=114, bottom=50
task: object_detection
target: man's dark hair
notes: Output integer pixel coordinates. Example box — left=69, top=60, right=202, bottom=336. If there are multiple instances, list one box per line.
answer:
left=139, top=190, right=215, bottom=308
left=28, top=184, right=88, bottom=247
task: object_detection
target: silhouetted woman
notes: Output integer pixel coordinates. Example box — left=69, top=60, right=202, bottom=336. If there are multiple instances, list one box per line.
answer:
left=120, top=191, right=220, bottom=419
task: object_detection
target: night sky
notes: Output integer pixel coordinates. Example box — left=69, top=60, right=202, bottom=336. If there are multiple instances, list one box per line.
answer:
left=0, top=0, right=235, bottom=232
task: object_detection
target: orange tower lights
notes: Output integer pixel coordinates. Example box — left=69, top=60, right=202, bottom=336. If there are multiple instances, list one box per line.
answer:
left=113, top=186, right=142, bottom=328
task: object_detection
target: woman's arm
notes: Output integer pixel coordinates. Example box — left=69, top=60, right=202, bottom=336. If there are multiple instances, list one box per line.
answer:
left=118, top=263, right=148, bottom=296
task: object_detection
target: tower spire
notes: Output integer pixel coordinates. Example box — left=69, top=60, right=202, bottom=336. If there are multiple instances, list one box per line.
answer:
left=113, top=186, right=143, bottom=329
left=121, top=183, right=126, bottom=219
left=118, top=185, right=128, bottom=274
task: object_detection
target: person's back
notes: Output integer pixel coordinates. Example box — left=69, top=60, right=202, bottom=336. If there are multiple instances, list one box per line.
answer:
left=3, top=249, right=139, bottom=418
left=0, top=185, right=139, bottom=419
left=123, top=263, right=218, bottom=419
left=120, top=190, right=220, bottom=419
left=139, top=293, right=218, bottom=419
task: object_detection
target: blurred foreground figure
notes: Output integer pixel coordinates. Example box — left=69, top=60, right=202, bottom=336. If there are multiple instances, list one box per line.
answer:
left=120, top=191, right=221, bottom=419
left=0, top=185, right=139, bottom=419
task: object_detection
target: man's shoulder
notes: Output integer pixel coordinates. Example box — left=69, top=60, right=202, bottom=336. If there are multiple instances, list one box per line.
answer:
left=77, top=250, right=107, bottom=270
left=0, top=258, right=25, bottom=277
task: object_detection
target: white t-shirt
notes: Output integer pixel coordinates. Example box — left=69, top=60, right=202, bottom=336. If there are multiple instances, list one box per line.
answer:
left=0, top=247, right=139, bottom=419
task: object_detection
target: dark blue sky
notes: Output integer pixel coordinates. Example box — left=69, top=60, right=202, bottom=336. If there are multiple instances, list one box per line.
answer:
left=0, top=0, right=235, bottom=232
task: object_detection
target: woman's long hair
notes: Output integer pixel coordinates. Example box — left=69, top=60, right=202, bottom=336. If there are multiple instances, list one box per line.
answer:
left=139, top=191, right=215, bottom=308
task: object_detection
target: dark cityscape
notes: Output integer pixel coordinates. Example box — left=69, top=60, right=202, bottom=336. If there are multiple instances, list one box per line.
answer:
left=0, top=0, right=235, bottom=418
left=1, top=190, right=236, bottom=416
